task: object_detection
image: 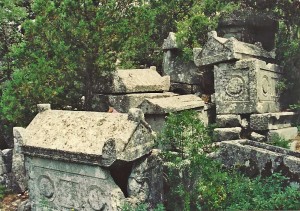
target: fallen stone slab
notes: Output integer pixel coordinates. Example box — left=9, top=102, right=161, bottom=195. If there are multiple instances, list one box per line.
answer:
left=98, top=67, right=170, bottom=94
left=250, top=112, right=298, bottom=130
left=214, top=58, right=282, bottom=114
left=268, top=127, right=298, bottom=141
left=194, top=31, right=275, bottom=67
left=213, top=127, right=242, bottom=142
left=215, top=139, right=300, bottom=181
left=139, top=94, right=205, bottom=115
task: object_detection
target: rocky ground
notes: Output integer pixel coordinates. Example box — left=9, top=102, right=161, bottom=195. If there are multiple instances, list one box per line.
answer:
left=0, top=191, right=28, bottom=211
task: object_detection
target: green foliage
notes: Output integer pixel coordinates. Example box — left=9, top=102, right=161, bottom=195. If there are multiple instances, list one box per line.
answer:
left=0, top=0, right=26, bottom=84
left=1, top=0, right=158, bottom=127
left=0, top=184, right=6, bottom=200
left=176, top=0, right=238, bottom=60
left=269, top=134, right=291, bottom=149
left=159, top=112, right=300, bottom=210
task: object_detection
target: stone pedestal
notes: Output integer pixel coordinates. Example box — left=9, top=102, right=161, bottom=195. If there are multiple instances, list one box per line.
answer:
left=214, top=59, right=282, bottom=114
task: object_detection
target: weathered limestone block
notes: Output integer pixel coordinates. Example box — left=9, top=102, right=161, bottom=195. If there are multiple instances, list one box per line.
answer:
left=93, top=92, right=178, bottom=113
left=12, top=127, right=28, bottom=193
left=26, top=157, right=125, bottom=211
left=162, top=32, right=178, bottom=50
left=2, top=149, right=13, bottom=174
left=214, top=59, right=282, bottom=114
left=0, top=151, right=6, bottom=176
left=250, top=112, right=298, bottom=130
left=98, top=67, right=170, bottom=94
left=268, top=127, right=298, bottom=141
left=138, top=95, right=211, bottom=132
left=139, top=95, right=205, bottom=114
left=163, top=50, right=201, bottom=85
left=194, top=31, right=275, bottom=67
left=163, top=33, right=213, bottom=94
left=216, top=114, right=241, bottom=127
left=127, top=149, right=164, bottom=209
left=215, top=140, right=300, bottom=180
left=251, top=132, right=266, bottom=142
left=213, top=127, right=241, bottom=142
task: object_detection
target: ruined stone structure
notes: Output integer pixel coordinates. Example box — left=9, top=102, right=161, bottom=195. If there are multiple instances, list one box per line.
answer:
left=192, top=31, right=299, bottom=142
left=215, top=140, right=300, bottom=182
left=2, top=12, right=299, bottom=210
left=93, top=66, right=175, bottom=113
left=14, top=105, right=163, bottom=210
left=93, top=66, right=212, bottom=133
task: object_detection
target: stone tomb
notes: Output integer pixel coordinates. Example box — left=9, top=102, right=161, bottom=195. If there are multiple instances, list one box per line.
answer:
left=17, top=105, right=160, bottom=210
left=214, top=139, right=300, bottom=181
left=94, top=67, right=173, bottom=113
left=138, top=95, right=213, bottom=132
left=214, top=58, right=282, bottom=114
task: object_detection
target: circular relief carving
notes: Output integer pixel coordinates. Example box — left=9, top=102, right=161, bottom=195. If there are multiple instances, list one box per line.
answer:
left=262, top=75, right=270, bottom=96
left=38, top=175, right=55, bottom=198
left=88, top=186, right=107, bottom=210
left=226, top=76, right=244, bottom=97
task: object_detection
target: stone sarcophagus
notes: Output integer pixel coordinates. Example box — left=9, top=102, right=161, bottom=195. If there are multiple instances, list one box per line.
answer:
left=138, top=95, right=214, bottom=132
left=214, top=59, right=282, bottom=114
left=16, top=105, right=157, bottom=210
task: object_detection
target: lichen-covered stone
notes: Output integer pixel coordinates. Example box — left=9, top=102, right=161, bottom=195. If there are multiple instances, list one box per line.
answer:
left=163, top=50, right=201, bottom=85
left=162, top=32, right=178, bottom=50
left=216, top=115, right=241, bottom=127
left=250, top=132, right=266, bottom=142
left=127, top=149, right=164, bottom=209
left=214, top=59, right=282, bottom=114
left=250, top=112, right=297, bottom=130
left=194, top=31, right=275, bottom=67
left=138, top=95, right=205, bottom=115
left=97, top=67, right=170, bottom=94
left=215, top=140, right=300, bottom=181
left=26, top=157, right=125, bottom=211
left=11, top=127, right=27, bottom=193
left=213, top=127, right=241, bottom=142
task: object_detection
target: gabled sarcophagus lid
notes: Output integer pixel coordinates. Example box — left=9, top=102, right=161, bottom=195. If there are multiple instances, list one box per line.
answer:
left=19, top=105, right=155, bottom=167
